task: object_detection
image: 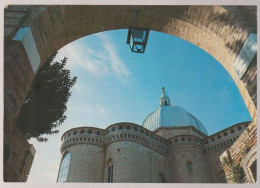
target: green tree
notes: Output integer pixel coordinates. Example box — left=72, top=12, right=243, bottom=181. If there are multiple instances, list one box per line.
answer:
left=16, top=53, right=77, bottom=141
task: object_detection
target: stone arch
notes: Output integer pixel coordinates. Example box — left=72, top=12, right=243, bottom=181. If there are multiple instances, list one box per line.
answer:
left=242, top=145, right=257, bottom=183
left=5, top=5, right=256, bottom=124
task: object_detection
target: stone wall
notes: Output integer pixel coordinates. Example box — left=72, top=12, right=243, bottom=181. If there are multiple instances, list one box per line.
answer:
left=203, top=122, right=249, bottom=182
left=221, top=120, right=257, bottom=183
left=58, top=121, right=252, bottom=183
left=64, top=144, right=105, bottom=182
left=105, top=141, right=167, bottom=182
left=167, top=142, right=210, bottom=183
left=4, top=124, right=35, bottom=182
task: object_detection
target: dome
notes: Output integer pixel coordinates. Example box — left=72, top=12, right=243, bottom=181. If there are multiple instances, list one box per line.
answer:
left=142, top=87, right=208, bottom=135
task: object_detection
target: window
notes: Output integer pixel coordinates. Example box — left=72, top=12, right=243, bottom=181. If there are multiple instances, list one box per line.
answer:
left=211, top=137, right=215, bottom=142
left=141, top=129, right=143, bottom=134
left=112, top=127, right=115, bottom=131
left=73, top=130, right=77, bottom=135
left=88, top=129, right=92, bottom=134
left=181, top=137, right=185, bottom=141
left=231, top=129, right=234, bottom=133
left=107, top=165, right=113, bottom=183
left=238, top=126, right=242, bottom=130
left=119, top=125, right=123, bottom=130
left=97, top=131, right=100, bottom=135
left=217, top=135, right=221, bottom=139
left=187, top=161, right=192, bottom=171
left=80, top=129, right=84, bottom=134
left=68, top=133, right=70, bottom=137
left=134, top=127, right=138, bottom=131
left=224, top=132, right=227, bottom=136
left=126, top=125, right=130, bottom=130
left=57, top=153, right=71, bottom=182
left=188, top=137, right=191, bottom=141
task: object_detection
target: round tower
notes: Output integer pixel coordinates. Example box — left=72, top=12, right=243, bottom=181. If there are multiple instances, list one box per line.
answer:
left=57, top=127, right=105, bottom=182
left=103, top=122, right=168, bottom=183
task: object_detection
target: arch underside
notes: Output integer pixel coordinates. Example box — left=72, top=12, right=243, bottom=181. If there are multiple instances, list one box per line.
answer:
left=29, top=5, right=256, bottom=119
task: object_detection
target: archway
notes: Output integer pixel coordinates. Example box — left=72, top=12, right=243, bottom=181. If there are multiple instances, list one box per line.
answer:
left=4, top=5, right=257, bottom=182
left=8, top=6, right=257, bottom=120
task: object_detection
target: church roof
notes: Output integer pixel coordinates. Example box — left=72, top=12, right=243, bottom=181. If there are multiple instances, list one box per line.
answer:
left=142, top=87, right=208, bottom=135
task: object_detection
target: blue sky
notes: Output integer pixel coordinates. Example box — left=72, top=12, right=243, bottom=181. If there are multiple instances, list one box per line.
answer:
left=27, top=29, right=252, bottom=182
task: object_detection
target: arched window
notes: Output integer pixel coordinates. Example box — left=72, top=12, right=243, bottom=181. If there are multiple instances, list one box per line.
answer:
left=134, top=127, right=138, bottom=131
left=119, top=125, right=123, bottom=130
left=231, top=129, right=234, bottom=133
left=238, top=126, right=242, bottom=130
left=187, top=161, right=192, bottom=171
left=112, top=127, right=115, bottom=131
left=126, top=125, right=130, bottom=130
left=88, top=129, right=92, bottom=134
left=57, top=153, right=71, bottom=182
left=181, top=137, right=185, bottom=141
left=107, top=160, right=114, bottom=183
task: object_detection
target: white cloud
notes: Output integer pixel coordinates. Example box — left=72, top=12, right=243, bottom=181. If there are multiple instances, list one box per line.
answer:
left=58, top=41, right=110, bottom=78
left=96, top=33, right=131, bottom=84
left=55, top=32, right=130, bottom=85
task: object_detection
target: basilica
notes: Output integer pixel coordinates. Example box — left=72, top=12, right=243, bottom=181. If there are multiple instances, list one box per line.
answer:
left=57, top=87, right=253, bottom=183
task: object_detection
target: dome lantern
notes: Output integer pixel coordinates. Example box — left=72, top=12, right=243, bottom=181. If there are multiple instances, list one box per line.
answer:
left=160, top=87, right=171, bottom=107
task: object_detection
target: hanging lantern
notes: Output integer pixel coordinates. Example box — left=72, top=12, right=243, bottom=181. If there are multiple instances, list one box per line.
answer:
left=126, top=27, right=150, bottom=53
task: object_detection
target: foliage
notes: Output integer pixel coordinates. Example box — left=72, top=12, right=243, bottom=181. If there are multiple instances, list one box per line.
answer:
left=221, top=157, right=231, bottom=166
left=16, top=53, right=77, bottom=141
left=229, top=164, right=245, bottom=183
left=221, top=155, right=245, bottom=183
left=241, top=146, right=251, bottom=155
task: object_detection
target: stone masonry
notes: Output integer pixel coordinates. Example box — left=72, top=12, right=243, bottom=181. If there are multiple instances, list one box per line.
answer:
left=58, top=121, right=250, bottom=183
